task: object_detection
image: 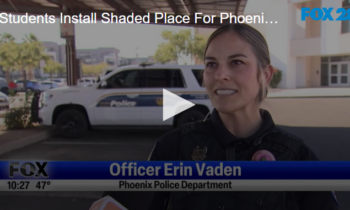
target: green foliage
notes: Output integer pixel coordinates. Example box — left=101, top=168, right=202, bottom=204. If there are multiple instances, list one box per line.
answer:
left=0, top=32, right=58, bottom=130
left=154, top=30, right=208, bottom=64
left=8, top=89, right=17, bottom=97
left=44, top=58, right=65, bottom=80
left=0, top=33, right=15, bottom=43
left=189, top=35, right=207, bottom=63
left=0, top=35, right=17, bottom=82
left=4, top=107, right=32, bottom=129
left=4, top=91, right=34, bottom=130
left=81, top=62, right=108, bottom=76
left=0, top=32, right=53, bottom=84
left=270, top=69, right=282, bottom=88
left=154, top=42, right=177, bottom=64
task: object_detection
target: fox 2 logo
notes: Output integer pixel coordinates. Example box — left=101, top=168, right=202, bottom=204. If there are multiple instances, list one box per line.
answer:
left=9, top=162, right=49, bottom=178
left=301, top=7, right=350, bottom=21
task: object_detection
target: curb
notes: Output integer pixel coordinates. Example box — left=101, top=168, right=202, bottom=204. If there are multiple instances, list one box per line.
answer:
left=0, top=191, right=102, bottom=199
left=0, top=128, right=56, bottom=156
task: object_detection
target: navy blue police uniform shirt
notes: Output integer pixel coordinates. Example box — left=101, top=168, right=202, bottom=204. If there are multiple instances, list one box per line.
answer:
left=148, top=109, right=339, bottom=210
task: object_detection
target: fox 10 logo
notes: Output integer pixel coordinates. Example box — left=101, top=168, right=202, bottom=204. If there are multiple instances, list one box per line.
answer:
left=301, top=7, right=350, bottom=21
left=9, top=162, right=49, bottom=178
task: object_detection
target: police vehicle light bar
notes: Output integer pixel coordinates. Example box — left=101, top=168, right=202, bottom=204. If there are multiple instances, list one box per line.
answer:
left=139, top=62, right=154, bottom=67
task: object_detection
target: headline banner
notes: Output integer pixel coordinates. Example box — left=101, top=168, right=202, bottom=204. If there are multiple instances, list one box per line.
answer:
left=1, top=161, right=350, bottom=180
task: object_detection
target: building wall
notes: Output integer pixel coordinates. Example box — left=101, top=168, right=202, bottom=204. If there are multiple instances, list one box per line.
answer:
left=42, top=42, right=65, bottom=65
left=43, top=42, right=120, bottom=68
left=244, top=0, right=299, bottom=88
left=41, top=42, right=121, bottom=78
left=76, top=48, right=120, bottom=67
left=119, top=56, right=176, bottom=66
left=243, top=0, right=350, bottom=88
left=59, top=45, right=66, bottom=67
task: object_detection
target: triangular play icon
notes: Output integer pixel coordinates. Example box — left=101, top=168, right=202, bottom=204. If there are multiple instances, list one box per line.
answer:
left=163, top=89, right=195, bottom=121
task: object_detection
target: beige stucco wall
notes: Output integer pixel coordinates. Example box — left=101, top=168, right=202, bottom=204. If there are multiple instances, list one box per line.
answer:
left=195, top=0, right=350, bottom=88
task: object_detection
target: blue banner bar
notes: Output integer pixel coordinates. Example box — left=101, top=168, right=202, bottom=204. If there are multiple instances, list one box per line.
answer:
left=1, top=161, right=350, bottom=180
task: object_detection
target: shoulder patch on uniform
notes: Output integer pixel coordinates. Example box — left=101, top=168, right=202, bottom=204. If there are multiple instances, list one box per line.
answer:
left=331, top=191, right=339, bottom=206
left=272, top=143, right=287, bottom=153
left=273, top=127, right=304, bottom=142
left=264, top=127, right=304, bottom=154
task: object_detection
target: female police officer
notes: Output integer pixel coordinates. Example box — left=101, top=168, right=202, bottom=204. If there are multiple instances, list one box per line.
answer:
left=147, top=23, right=339, bottom=210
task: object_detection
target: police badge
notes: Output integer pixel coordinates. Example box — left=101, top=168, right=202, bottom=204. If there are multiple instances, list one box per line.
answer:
left=191, top=145, right=207, bottom=161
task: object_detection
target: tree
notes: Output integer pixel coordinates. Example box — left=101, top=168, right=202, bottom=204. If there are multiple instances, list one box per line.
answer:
left=154, top=30, right=208, bottom=64
left=43, top=59, right=65, bottom=82
left=0, top=34, right=17, bottom=83
left=154, top=42, right=177, bottom=64
left=0, top=33, right=15, bottom=43
left=189, top=34, right=207, bottom=63
left=22, top=34, right=50, bottom=80
left=11, top=33, right=50, bottom=90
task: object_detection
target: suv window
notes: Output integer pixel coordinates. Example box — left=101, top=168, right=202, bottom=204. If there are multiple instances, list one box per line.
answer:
left=104, top=70, right=144, bottom=88
left=145, top=69, right=185, bottom=88
left=192, top=69, right=203, bottom=87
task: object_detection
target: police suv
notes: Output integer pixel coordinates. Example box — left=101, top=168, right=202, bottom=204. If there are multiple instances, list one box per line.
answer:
left=38, top=64, right=213, bottom=138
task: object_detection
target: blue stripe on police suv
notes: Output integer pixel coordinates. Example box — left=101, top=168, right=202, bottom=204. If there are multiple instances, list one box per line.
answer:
left=96, top=94, right=209, bottom=107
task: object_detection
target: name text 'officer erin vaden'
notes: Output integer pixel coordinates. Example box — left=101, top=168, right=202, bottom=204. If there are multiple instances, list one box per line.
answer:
left=147, top=23, right=339, bottom=210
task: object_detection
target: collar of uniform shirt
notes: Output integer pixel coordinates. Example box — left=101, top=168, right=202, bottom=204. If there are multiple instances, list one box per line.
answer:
left=210, top=108, right=275, bottom=147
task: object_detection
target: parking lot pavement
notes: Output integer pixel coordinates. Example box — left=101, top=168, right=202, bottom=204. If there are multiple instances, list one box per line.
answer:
left=0, top=195, right=95, bottom=210
left=1, top=125, right=349, bottom=161
left=0, top=128, right=170, bottom=161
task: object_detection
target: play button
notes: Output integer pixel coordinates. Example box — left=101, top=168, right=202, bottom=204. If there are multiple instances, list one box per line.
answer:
left=163, top=89, right=195, bottom=121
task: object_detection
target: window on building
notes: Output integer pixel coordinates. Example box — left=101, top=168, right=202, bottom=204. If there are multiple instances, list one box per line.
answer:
left=46, top=47, right=55, bottom=52
left=145, top=69, right=186, bottom=88
left=341, top=0, right=350, bottom=33
left=321, top=55, right=350, bottom=86
left=321, top=57, right=329, bottom=62
left=106, top=58, right=115, bottom=65
left=330, top=56, right=350, bottom=62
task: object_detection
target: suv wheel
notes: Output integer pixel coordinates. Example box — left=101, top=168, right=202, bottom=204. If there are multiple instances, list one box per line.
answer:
left=56, top=109, right=88, bottom=138
left=176, top=110, right=206, bottom=127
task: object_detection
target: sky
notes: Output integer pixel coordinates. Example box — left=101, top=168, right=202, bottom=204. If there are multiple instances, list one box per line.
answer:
left=0, top=18, right=195, bottom=58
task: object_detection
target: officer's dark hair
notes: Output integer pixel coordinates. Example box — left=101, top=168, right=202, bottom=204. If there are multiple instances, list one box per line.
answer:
left=203, top=23, right=273, bottom=103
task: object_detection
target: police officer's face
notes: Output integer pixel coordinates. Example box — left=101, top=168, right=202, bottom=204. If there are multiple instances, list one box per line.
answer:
left=203, top=32, right=261, bottom=113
